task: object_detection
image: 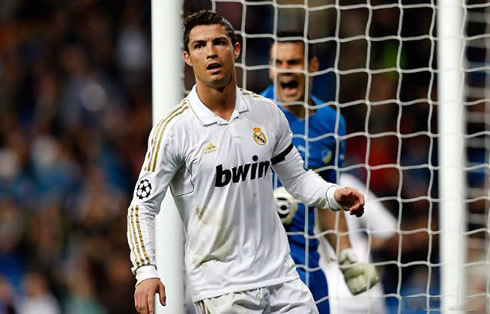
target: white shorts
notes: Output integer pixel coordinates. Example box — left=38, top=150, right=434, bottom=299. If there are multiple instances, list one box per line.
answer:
left=193, top=278, right=318, bottom=314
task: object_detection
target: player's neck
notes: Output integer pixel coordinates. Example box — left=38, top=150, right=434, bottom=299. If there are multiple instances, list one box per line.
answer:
left=196, top=79, right=237, bottom=121
left=282, top=98, right=316, bottom=119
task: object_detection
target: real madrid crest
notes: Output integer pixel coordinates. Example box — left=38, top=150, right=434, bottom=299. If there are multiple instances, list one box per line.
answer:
left=253, top=127, right=267, bottom=145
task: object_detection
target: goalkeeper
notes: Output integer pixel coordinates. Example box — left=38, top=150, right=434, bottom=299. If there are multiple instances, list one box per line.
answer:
left=261, top=31, right=379, bottom=313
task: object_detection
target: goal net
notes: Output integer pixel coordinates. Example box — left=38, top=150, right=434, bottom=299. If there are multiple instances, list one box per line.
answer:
left=179, top=0, right=490, bottom=313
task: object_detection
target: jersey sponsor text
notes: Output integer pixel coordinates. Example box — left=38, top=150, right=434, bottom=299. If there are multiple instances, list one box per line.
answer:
left=215, top=155, right=270, bottom=187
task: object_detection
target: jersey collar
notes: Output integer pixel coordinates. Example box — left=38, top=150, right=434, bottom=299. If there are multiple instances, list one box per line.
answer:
left=188, top=85, right=249, bottom=126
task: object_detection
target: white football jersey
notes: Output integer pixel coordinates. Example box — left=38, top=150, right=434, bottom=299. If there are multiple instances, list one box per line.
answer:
left=127, top=86, right=336, bottom=302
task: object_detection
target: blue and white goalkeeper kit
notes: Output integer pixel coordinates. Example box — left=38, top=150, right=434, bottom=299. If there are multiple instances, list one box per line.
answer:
left=127, top=86, right=341, bottom=302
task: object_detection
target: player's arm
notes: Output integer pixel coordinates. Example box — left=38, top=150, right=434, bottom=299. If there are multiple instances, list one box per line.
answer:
left=269, top=105, right=378, bottom=294
left=340, top=174, right=398, bottom=251
left=317, top=209, right=351, bottom=254
left=266, top=103, right=363, bottom=213
left=127, top=120, right=182, bottom=313
left=271, top=140, right=364, bottom=216
left=315, top=116, right=352, bottom=256
left=316, top=208, right=378, bottom=295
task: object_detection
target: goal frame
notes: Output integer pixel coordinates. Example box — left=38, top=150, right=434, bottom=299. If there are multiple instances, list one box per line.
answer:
left=151, top=1, right=469, bottom=313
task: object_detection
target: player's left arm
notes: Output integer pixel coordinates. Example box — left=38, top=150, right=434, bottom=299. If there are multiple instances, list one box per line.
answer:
left=269, top=104, right=363, bottom=216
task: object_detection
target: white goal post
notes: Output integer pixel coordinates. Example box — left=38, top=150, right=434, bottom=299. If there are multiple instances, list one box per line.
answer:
left=437, top=0, right=466, bottom=312
left=151, top=1, right=185, bottom=313
left=152, top=1, right=490, bottom=313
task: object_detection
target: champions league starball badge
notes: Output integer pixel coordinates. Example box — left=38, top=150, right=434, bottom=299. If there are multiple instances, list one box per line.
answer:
left=135, top=179, right=152, bottom=200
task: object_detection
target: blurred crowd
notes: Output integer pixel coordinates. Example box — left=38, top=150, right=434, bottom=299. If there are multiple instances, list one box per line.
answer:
left=0, top=0, right=152, bottom=313
left=0, top=0, right=488, bottom=313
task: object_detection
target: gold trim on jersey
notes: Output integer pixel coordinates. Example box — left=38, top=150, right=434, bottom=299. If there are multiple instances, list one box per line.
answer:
left=240, top=88, right=262, bottom=98
left=129, top=205, right=143, bottom=267
left=145, top=100, right=189, bottom=172
left=198, top=301, right=210, bottom=314
left=128, top=213, right=140, bottom=268
left=145, top=119, right=166, bottom=171
left=152, top=103, right=189, bottom=171
left=135, top=205, right=150, bottom=264
left=145, top=99, right=187, bottom=171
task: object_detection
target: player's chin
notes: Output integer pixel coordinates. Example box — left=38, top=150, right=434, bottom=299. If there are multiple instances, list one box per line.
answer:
left=280, top=93, right=301, bottom=105
left=207, top=76, right=230, bottom=88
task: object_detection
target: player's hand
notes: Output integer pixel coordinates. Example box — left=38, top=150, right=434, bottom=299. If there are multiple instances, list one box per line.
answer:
left=273, top=186, right=299, bottom=225
left=339, top=248, right=379, bottom=295
left=134, top=278, right=166, bottom=314
left=334, top=187, right=365, bottom=217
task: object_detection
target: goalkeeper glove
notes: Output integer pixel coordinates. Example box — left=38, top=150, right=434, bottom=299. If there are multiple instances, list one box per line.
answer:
left=273, top=187, right=299, bottom=225
left=339, top=248, right=379, bottom=295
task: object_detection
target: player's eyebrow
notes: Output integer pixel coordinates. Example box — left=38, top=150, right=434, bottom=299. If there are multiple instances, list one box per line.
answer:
left=270, top=57, right=302, bottom=64
left=190, top=34, right=229, bottom=45
left=287, top=58, right=301, bottom=65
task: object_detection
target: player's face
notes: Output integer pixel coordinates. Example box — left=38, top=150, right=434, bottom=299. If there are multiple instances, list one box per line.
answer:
left=183, top=24, right=240, bottom=89
left=268, top=42, right=318, bottom=104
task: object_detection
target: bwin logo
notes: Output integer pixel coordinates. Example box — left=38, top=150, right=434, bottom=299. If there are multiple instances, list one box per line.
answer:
left=215, top=155, right=270, bottom=187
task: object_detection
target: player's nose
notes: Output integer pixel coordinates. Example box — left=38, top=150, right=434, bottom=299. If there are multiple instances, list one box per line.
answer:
left=205, top=43, right=218, bottom=58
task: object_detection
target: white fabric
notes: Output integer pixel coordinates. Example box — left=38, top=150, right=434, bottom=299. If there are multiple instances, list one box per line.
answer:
left=326, top=184, right=342, bottom=211
left=194, top=278, right=318, bottom=314
left=318, top=173, right=397, bottom=313
left=127, top=86, right=336, bottom=302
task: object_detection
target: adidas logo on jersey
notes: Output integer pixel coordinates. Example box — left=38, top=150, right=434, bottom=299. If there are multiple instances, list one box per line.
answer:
left=203, top=142, right=217, bottom=154
left=215, top=155, right=270, bottom=187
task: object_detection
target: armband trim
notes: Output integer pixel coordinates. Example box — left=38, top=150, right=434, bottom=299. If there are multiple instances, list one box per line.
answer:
left=271, top=144, right=294, bottom=165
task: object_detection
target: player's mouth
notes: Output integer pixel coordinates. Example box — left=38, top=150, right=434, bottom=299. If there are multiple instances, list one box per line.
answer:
left=207, top=62, right=222, bottom=73
left=280, top=80, right=299, bottom=89
left=279, top=78, right=300, bottom=96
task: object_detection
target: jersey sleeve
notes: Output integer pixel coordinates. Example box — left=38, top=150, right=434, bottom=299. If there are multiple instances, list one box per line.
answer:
left=270, top=106, right=338, bottom=209
left=270, top=102, right=294, bottom=160
left=127, top=117, right=183, bottom=285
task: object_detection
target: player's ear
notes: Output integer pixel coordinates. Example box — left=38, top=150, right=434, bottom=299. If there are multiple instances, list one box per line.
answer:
left=233, top=42, right=241, bottom=60
left=268, top=62, right=275, bottom=81
left=308, top=56, right=319, bottom=74
left=183, top=51, right=192, bottom=67
left=268, top=45, right=275, bottom=81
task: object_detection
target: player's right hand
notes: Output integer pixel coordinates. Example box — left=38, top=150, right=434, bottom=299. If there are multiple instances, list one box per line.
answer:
left=134, top=278, right=166, bottom=314
left=273, top=186, right=299, bottom=225
left=334, top=187, right=365, bottom=217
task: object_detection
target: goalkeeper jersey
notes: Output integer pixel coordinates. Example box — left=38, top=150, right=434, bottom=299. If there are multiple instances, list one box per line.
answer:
left=127, top=86, right=338, bottom=302
left=261, top=86, right=346, bottom=313
left=261, top=86, right=346, bottom=251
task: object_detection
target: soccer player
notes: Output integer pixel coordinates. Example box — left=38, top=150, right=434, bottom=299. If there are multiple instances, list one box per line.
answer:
left=127, top=10, right=365, bottom=314
left=319, top=173, right=397, bottom=314
left=261, top=32, right=379, bottom=313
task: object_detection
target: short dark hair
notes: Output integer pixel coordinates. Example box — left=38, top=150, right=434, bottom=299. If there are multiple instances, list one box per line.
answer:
left=272, top=31, right=316, bottom=61
left=183, top=10, right=237, bottom=53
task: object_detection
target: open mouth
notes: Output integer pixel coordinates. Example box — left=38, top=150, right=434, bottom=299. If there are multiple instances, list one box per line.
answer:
left=280, top=80, right=299, bottom=89
left=207, top=63, right=222, bottom=71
